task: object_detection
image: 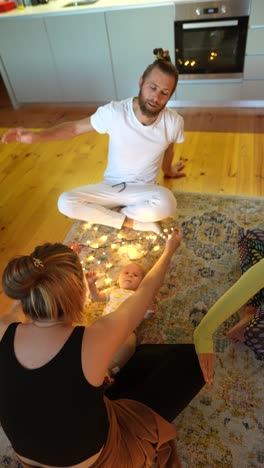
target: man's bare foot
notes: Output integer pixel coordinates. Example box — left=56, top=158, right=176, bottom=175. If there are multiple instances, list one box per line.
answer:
left=226, top=305, right=256, bottom=343
left=122, top=217, right=133, bottom=229
left=226, top=317, right=250, bottom=343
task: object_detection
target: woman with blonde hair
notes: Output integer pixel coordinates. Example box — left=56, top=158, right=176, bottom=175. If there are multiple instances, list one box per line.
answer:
left=0, top=228, right=204, bottom=468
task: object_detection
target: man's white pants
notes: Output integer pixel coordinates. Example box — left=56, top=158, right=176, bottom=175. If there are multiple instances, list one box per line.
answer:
left=58, top=181, right=177, bottom=229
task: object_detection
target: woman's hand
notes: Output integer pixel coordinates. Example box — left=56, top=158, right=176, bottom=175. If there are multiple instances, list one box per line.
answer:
left=164, top=228, right=183, bottom=256
left=197, top=353, right=216, bottom=386
left=1, top=127, right=36, bottom=144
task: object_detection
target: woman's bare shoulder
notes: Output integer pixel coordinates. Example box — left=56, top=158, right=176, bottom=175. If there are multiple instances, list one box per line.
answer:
left=0, top=301, right=25, bottom=341
left=0, top=321, right=10, bottom=341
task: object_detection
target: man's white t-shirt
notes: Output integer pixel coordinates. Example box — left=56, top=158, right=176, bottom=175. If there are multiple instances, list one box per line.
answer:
left=90, top=98, right=184, bottom=185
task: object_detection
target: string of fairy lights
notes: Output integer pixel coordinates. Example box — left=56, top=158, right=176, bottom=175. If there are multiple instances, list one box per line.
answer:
left=69, top=222, right=175, bottom=287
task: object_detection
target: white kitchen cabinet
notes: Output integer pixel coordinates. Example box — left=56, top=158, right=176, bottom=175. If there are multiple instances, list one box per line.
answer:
left=241, top=80, right=264, bottom=99
left=249, top=0, right=264, bottom=26
left=105, top=4, right=175, bottom=101
left=246, top=28, right=264, bottom=55
left=0, top=17, right=61, bottom=104
left=244, top=55, right=264, bottom=79
left=242, top=4, right=264, bottom=101
left=45, top=12, right=116, bottom=102
left=175, top=81, right=241, bottom=101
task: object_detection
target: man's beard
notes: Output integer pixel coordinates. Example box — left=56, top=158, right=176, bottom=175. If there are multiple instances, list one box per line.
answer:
left=138, top=89, right=165, bottom=118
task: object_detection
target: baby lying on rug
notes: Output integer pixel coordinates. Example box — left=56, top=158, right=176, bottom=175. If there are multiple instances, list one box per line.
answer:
left=86, top=262, right=155, bottom=378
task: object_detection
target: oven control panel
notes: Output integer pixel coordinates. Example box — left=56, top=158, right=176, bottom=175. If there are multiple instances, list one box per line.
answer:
left=195, top=5, right=227, bottom=16
left=175, top=0, right=250, bottom=21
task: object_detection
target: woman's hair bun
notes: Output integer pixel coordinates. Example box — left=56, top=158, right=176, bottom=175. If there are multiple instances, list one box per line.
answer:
left=2, top=255, right=42, bottom=300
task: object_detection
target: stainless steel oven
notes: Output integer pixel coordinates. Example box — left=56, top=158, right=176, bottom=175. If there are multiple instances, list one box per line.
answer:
left=174, top=0, right=250, bottom=80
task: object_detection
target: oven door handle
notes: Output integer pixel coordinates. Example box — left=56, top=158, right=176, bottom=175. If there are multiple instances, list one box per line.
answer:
left=183, top=20, right=238, bottom=29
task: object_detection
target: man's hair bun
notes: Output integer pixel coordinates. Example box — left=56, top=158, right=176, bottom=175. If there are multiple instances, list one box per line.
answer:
left=153, top=48, right=171, bottom=63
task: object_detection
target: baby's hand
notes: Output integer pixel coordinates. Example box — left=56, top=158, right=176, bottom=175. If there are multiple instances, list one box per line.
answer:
left=85, top=271, right=98, bottom=285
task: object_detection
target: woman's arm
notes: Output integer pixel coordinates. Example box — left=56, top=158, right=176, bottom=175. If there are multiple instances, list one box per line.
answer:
left=1, top=116, right=95, bottom=144
left=83, top=228, right=183, bottom=385
left=194, top=258, right=264, bottom=384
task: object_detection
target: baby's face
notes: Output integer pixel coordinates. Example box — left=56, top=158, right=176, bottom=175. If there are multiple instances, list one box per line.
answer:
left=118, top=263, right=144, bottom=291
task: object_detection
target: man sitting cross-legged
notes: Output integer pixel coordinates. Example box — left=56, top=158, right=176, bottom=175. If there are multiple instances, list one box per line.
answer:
left=1, top=48, right=185, bottom=234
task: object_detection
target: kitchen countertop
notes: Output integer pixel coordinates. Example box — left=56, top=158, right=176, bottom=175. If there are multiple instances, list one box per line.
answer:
left=0, top=0, right=216, bottom=19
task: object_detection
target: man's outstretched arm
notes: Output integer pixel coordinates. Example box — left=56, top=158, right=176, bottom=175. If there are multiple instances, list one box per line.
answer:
left=1, top=116, right=95, bottom=144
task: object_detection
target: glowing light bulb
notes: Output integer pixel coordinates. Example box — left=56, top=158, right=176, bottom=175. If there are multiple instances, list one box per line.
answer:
left=83, top=223, right=91, bottom=230
left=105, top=277, right=112, bottom=285
left=101, top=235, right=108, bottom=242
left=153, top=245, right=160, bottom=251
left=127, top=245, right=140, bottom=259
left=111, top=244, right=117, bottom=249
left=87, top=255, right=94, bottom=262
left=106, top=263, right=112, bottom=269
left=93, top=226, right=98, bottom=231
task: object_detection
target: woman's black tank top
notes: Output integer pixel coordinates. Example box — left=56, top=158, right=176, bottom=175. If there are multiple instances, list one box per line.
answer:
left=0, top=323, right=109, bottom=466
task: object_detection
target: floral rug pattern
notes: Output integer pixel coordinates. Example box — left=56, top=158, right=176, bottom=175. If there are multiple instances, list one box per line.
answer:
left=1, top=191, right=264, bottom=467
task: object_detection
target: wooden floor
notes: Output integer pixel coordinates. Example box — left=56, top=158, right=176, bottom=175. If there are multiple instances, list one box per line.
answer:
left=0, top=78, right=263, bottom=313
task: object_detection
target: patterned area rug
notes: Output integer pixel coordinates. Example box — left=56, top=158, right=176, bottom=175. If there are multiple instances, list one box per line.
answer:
left=1, top=191, right=264, bottom=467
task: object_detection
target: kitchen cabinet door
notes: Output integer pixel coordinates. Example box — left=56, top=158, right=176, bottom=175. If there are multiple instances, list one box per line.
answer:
left=241, top=80, right=264, bottom=99
left=244, top=55, right=264, bottom=79
left=0, top=17, right=61, bottom=104
left=246, top=28, right=264, bottom=55
left=106, top=4, right=175, bottom=101
left=45, top=12, right=116, bottom=102
left=175, top=81, right=241, bottom=101
left=249, top=0, right=264, bottom=27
